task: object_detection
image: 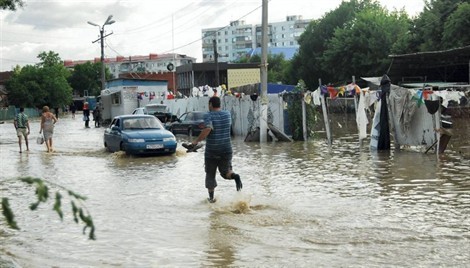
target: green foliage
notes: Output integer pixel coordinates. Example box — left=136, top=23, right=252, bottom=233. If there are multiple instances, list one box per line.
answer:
left=284, top=80, right=317, bottom=141
left=0, top=0, right=24, bottom=10
left=291, top=0, right=468, bottom=91
left=322, top=7, right=411, bottom=82
left=6, top=51, right=73, bottom=109
left=6, top=65, right=42, bottom=107
left=1, top=198, right=18, bottom=230
left=68, top=62, right=103, bottom=97
left=1, top=177, right=96, bottom=240
left=442, top=2, right=470, bottom=48
left=294, top=0, right=378, bottom=89
left=37, top=51, right=63, bottom=67
left=234, top=53, right=290, bottom=84
left=410, top=0, right=468, bottom=51
left=266, top=54, right=289, bottom=84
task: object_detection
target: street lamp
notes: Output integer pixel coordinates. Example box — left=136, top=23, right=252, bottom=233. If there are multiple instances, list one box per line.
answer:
left=88, top=15, right=115, bottom=92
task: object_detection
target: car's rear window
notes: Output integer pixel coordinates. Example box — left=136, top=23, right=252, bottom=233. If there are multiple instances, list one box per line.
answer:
left=186, top=112, right=205, bottom=121
left=123, top=117, right=163, bottom=129
left=146, top=105, right=167, bottom=114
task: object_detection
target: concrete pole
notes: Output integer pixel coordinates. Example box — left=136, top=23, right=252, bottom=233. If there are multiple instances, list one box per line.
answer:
left=213, top=39, right=219, bottom=87
left=260, top=0, right=269, bottom=142
left=100, top=27, right=105, bottom=92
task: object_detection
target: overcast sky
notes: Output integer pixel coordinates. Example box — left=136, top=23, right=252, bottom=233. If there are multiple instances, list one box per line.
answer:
left=0, top=0, right=425, bottom=72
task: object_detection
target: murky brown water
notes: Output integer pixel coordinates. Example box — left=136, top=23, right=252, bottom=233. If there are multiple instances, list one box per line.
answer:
left=1, top=113, right=469, bottom=267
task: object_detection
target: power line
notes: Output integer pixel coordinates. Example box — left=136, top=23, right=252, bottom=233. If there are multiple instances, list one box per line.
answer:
left=162, top=3, right=264, bottom=54
left=101, top=1, right=263, bottom=58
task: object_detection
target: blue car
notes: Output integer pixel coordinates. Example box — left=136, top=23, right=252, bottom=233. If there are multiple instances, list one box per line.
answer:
left=104, top=115, right=177, bottom=155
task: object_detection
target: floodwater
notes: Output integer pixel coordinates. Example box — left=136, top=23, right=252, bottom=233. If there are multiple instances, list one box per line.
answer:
left=0, top=113, right=469, bottom=267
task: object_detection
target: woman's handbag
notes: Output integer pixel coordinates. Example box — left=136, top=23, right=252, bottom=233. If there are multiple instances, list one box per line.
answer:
left=36, top=134, right=44, bottom=144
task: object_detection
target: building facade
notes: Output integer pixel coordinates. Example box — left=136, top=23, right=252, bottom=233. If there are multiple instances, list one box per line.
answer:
left=201, top=15, right=311, bottom=63
left=64, top=53, right=196, bottom=91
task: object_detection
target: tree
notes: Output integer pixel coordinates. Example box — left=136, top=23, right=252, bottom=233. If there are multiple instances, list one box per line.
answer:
left=266, top=53, right=289, bottom=84
left=442, top=2, right=470, bottom=48
left=37, top=52, right=73, bottom=108
left=2, top=177, right=96, bottom=240
left=283, top=80, right=317, bottom=140
left=322, top=7, right=411, bottom=82
left=411, top=0, right=468, bottom=51
left=0, top=0, right=24, bottom=10
left=235, top=53, right=290, bottom=84
left=6, top=65, right=44, bottom=107
left=68, top=62, right=102, bottom=97
left=293, top=0, right=380, bottom=89
left=6, top=51, right=73, bottom=109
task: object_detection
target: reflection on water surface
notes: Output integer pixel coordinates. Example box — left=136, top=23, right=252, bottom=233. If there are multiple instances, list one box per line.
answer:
left=0, top=114, right=469, bottom=267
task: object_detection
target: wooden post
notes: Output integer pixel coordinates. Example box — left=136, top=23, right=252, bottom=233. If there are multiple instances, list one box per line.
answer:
left=302, top=94, right=307, bottom=141
left=319, top=79, right=332, bottom=146
left=352, top=76, right=358, bottom=114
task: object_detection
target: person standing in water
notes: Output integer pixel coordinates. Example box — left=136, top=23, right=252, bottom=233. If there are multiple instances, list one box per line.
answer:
left=13, top=107, right=30, bottom=153
left=189, top=96, right=242, bottom=203
left=93, top=105, right=102, bottom=127
left=83, top=102, right=90, bottom=128
left=39, top=106, right=58, bottom=153
left=70, top=103, right=76, bottom=119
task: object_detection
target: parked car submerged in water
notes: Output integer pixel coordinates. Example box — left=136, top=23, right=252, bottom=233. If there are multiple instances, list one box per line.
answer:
left=169, top=111, right=206, bottom=137
left=104, top=115, right=177, bottom=155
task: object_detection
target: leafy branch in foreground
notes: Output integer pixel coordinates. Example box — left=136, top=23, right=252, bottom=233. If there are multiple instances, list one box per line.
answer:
left=1, top=177, right=96, bottom=240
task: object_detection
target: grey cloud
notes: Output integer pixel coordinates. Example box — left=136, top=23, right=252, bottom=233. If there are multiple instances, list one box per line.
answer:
left=5, top=1, right=132, bottom=31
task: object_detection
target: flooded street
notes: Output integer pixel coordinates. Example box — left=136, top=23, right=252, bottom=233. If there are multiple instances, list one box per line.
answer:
left=1, top=113, right=469, bottom=267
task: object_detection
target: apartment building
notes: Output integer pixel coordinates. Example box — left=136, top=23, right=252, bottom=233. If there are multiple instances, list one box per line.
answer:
left=201, top=15, right=311, bottom=63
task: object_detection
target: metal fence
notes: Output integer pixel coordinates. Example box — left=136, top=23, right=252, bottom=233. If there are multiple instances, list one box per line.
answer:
left=0, top=106, right=41, bottom=121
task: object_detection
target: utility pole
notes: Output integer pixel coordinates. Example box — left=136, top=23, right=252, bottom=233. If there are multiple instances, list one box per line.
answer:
left=213, top=39, right=220, bottom=87
left=88, top=15, right=115, bottom=92
left=260, top=0, right=269, bottom=142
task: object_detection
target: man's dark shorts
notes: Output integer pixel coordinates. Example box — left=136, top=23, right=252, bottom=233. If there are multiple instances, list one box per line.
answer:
left=204, top=153, right=233, bottom=189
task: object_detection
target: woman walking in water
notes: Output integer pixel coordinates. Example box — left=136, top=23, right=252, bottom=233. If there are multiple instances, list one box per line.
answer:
left=39, top=106, right=58, bottom=153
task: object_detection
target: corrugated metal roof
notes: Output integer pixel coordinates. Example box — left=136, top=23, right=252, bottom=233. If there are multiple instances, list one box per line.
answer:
left=387, top=45, right=470, bottom=84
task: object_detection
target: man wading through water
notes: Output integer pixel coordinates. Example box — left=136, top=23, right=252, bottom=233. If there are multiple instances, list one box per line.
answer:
left=14, top=107, right=30, bottom=153
left=188, top=96, right=242, bottom=203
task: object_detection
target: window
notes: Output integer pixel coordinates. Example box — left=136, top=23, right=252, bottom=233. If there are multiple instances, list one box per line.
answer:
left=112, top=92, right=121, bottom=105
left=111, top=118, right=120, bottom=128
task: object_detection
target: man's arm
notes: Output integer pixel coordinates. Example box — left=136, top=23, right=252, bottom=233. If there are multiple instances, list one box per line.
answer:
left=192, top=127, right=211, bottom=145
